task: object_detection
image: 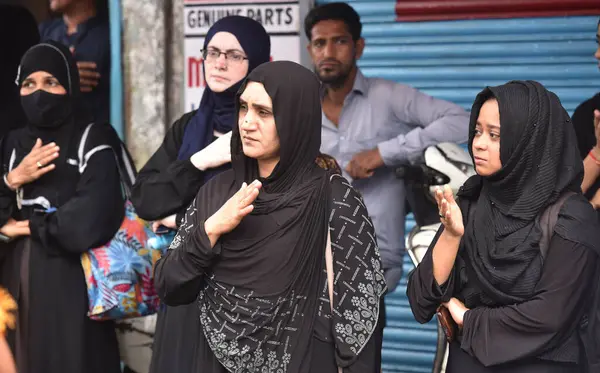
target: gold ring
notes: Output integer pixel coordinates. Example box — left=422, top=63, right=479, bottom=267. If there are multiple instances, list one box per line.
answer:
left=36, top=161, right=43, bottom=169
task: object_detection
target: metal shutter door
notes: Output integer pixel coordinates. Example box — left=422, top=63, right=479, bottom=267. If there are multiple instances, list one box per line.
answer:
left=312, top=1, right=599, bottom=371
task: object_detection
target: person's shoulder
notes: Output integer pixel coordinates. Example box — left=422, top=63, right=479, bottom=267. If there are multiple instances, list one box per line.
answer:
left=365, top=75, right=420, bottom=98
left=559, top=192, right=597, bottom=222
left=329, top=174, right=364, bottom=203
left=572, top=92, right=600, bottom=121
left=38, top=17, right=63, bottom=40
left=89, top=121, right=119, bottom=137
left=80, top=122, right=123, bottom=151
left=85, top=15, right=110, bottom=41
left=165, top=110, right=199, bottom=142
left=576, top=92, right=600, bottom=110
left=1, top=127, right=27, bottom=148
left=176, top=110, right=199, bottom=128
left=555, top=192, right=600, bottom=252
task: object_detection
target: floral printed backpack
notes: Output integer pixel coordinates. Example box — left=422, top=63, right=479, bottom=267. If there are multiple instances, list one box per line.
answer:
left=77, top=123, right=174, bottom=321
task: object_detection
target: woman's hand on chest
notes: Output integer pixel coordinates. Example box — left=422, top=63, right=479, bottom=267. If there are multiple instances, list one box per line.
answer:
left=204, top=180, right=262, bottom=246
left=6, top=139, right=59, bottom=189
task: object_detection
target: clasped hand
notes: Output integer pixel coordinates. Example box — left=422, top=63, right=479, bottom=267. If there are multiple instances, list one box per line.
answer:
left=443, top=297, right=469, bottom=327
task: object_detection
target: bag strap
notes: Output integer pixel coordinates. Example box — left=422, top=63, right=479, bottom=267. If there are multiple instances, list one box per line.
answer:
left=77, top=123, right=137, bottom=199
left=538, top=191, right=576, bottom=261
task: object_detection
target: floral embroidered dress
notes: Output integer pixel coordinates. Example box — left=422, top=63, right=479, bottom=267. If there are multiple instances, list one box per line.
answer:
left=153, top=61, right=386, bottom=373
left=155, top=173, right=386, bottom=373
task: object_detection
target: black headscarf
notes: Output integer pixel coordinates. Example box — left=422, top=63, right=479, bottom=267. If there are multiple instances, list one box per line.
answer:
left=176, top=16, right=270, bottom=167
left=16, top=41, right=87, bottom=148
left=458, top=80, right=595, bottom=305
left=0, top=5, right=39, bottom=138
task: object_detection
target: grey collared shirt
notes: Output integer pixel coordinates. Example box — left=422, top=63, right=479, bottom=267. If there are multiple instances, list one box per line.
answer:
left=320, top=69, right=470, bottom=292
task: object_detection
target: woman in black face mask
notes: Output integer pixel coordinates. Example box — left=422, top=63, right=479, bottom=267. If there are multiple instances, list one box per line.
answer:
left=0, top=41, right=125, bottom=373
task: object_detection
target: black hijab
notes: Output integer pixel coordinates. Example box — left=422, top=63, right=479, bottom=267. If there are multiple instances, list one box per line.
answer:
left=176, top=16, right=270, bottom=166
left=12, top=41, right=101, bottom=194
left=195, top=61, right=331, bottom=373
left=17, top=41, right=87, bottom=142
left=0, top=5, right=39, bottom=138
left=458, top=80, right=596, bottom=306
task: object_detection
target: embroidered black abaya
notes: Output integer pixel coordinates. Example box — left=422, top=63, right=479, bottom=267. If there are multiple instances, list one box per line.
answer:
left=154, top=61, right=387, bottom=372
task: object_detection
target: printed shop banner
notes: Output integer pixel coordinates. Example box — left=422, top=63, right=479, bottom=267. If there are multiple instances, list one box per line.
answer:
left=184, top=0, right=301, bottom=111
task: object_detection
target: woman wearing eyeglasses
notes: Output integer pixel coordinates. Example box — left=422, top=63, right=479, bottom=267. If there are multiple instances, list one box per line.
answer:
left=130, top=16, right=271, bottom=373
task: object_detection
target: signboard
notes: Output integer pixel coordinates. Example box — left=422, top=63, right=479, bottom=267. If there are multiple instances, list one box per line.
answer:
left=184, top=0, right=301, bottom=111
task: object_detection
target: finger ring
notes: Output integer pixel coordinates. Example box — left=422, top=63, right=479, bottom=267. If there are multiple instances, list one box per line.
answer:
left=36, top=161, right=43, bottom=169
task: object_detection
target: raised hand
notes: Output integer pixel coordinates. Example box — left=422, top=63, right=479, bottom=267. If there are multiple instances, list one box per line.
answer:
left=435, top=184, right=464, bottom=238
left=204, top=180, right=262, bottom=246
left=6, top=139, right=59, bottom=189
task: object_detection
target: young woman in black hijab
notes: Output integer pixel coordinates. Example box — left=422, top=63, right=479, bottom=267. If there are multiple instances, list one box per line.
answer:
left=407, top=80, right=600, bottom=373
left=154, top=61, right=387, bottom=372
left=0, top=41, right=125, bottom=373
left=130, top=16, right=271, bottom=373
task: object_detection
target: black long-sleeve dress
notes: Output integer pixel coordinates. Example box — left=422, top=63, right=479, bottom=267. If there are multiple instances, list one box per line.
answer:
left=154, top=173, right=385, bottom=372
left=407, top=197, right=598, bottom=373
left=131, top=111, right=203, bottom=223
left=131, top=111, right=230, bottom=373
left=0, top=122, right=125, bottom=373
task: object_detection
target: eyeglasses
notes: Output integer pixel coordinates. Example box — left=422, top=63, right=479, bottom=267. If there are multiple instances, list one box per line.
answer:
left=202, top=48, right=248, bottom=64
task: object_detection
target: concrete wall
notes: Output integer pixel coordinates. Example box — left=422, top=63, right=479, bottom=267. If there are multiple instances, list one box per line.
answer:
left=121, top=0, right=169, bottom=169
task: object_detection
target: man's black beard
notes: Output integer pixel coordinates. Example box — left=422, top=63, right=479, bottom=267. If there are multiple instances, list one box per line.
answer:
left=314, top=63, right=354, bottom=90
left=318, top=73, right=349, bottom=90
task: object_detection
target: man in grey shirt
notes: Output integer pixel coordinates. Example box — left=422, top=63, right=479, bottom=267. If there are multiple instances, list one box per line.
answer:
left=305, top=2, right=470, bottom=293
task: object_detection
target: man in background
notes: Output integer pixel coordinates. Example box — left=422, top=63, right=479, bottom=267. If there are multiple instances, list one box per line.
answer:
left=40, top=0, right=110, bottom=124
left=305, top=2, right=470, bottom=294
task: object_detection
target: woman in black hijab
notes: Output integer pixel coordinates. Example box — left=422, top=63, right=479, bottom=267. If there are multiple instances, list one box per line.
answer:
left=130, top=16, right=271, bottom=373
left=407, top=80, right=600, bottom=372
left=0, top=41, right=125, bottom=373
left=154, top=61, right=387, bottom=372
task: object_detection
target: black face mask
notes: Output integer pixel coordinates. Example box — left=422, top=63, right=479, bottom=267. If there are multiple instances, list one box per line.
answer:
left=21, top=90, right=72, bottom=128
